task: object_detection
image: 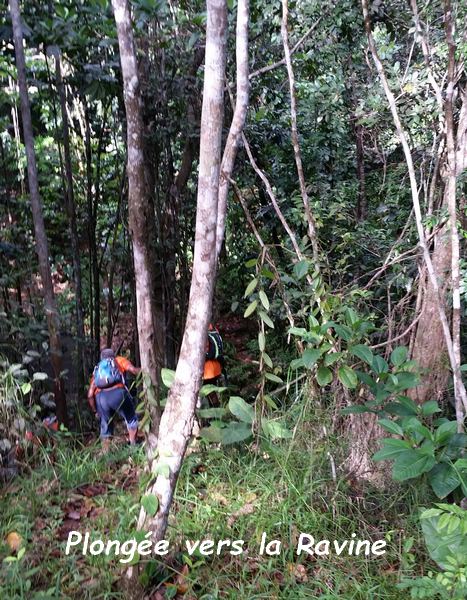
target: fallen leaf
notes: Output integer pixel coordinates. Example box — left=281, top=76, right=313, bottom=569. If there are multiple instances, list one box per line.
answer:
left=175, top=564, right=190, bottom=595
left=6, top=531, right=22, bottom=551
left=288, top=562, right=308, bottom=583
left=75, top=483, right=107, bottom=497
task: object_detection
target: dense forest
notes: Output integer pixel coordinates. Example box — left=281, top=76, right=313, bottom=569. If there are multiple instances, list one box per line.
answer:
left=0, top=0, right=466, bottom=598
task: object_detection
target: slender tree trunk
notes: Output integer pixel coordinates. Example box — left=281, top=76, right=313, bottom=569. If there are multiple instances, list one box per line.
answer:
left=137, top=0, right=228, bottom=542
left=444, top=0, right=464, bottom=430
left=112, top=0, right=162, bottom=441
left=281, top=0, right=319, bottom=263
left=215, top=0, right=250, bottom=261
left=52, top=49, right=86, bottom=390
left=354, top=120, right=366, bottom=220
left=9, top=0, right=67, bottom=424
left=83, top=103, right=95, bottom=362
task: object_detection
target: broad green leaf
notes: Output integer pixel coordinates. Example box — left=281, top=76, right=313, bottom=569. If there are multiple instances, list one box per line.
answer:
left=403, top=417, right=433, bottom=441
left=316, top=366, right=332, bottom=386
left=385, top=401, right=418, bottom=417
left=324, top=351, right=342, bottom=366
left=288, top=327, right=308, bottom=337
left=265, top=372, right=283, bottom=384
left=259, top=310, right=274, bottom=328
left=420, top=400, right=441, bottom=416
left=200, top=384, right=227, bottom=397
left=333, top=324, right=353, bottom=342
left=420, top=512, right=467, bottom=570
left=390, top=346, right=408, bottom=367
left=258, top=332, right=265, bottom=352
left=373, top=438, right=412, bottom=461
left=395, top=371, right=419, bottom=390
left=428, top=464, right=461, bottom=499
left=21, top=382, right=32, bottom=395
left=308, top=315, right=319, bottom=328
left=290, top=357, right=303, bottom=369
left=293, top=260, right=309, bottom=280
left=141, top=494, right=159, bottom=516
left=344, top=307, right=360, bottom=326
left=245, top=258, right=257, bottom=268
left=228, top=396, right=254, bottom=424
left=350, top=344, right=373, bottom=366
left=434, top=421, right=457, bottom=445
left=161, top=368, right=175, bottom=388
left=244, top=300, right=258, bottom=318
left=379, top=419, right=404, bottom=436
left=263, top=394, right=278, bottom=409
left=261, top=268, right=275, bottom=280
left=243, top=278, right=258, bottom=298
left=372, top=355, right=389, bottom=374
left=262, top=419, right=292, bottom=439
left=338, top=365, right=358, bottom=389
left=259, top=290, right=270, bottom=311
left=392, top=450, right=436, bottom=481
left=263, top=352, right=273, bottom=369
left=302, top=348, right=321, bottom=369
left=220, top=422, right=252, bottom=444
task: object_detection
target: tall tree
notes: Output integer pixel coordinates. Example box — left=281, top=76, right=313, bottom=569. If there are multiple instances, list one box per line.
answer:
left=137, top=0, right=228, bottom=542
left=52, top=46, right=86, bottom=390
left=361, top=0, right=467, bottom=427
left=111, top=0, right=163, bottom=441
left=9, top=0, right=67, bottom=424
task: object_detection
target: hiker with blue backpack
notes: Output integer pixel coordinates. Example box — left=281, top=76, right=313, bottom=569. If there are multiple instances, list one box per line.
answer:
left=87, top=348, right=140, bottom=447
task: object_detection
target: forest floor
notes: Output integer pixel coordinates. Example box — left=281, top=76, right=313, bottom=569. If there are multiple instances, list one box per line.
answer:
left=0, top=403, right=432, bottom=599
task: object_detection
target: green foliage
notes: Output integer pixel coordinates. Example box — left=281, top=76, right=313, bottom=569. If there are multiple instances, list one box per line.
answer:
left=199, top=394, right=292, bottom=445
left=398, top=505, right=467, bottom=599
left=371, top=405, right=467, bottom=498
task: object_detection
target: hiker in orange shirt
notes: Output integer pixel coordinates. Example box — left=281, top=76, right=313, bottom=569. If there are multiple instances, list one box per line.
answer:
left=203, top=325, right=225, bottom=406
left=87, top=348, right=140, bottom=446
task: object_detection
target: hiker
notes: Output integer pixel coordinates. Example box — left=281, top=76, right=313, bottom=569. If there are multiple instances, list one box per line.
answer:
left=203, top=324, right=225, bottom=406
left=87, top=348, right=140, bottom=447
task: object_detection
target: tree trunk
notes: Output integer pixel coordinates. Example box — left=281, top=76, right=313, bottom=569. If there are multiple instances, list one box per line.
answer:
left=53, top=48, right=86, bottom=390
left=355, top=120, right=366, bottom=220
left=215, top=0, right=250, bottom=261
left=409, top=223, right=451, bottom=405
left=137, top=0, right=228, bottom=542
left=9, top=0, right=67, bottom=424
left=112, top=0, right=163, bottom=441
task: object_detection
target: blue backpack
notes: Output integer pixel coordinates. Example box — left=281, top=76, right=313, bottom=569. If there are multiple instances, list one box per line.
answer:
left=93, top=358, right=123, bottom=389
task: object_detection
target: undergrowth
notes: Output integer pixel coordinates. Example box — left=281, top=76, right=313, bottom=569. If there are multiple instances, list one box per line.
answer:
left=0, top=411, right=434, bottom=599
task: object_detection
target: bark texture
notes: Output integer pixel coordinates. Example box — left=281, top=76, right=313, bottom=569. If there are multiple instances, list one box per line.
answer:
left=137, top=0, right=228, bottom=542
left=215, top=0, right=250, bottom=261
left=112, top=0, right=163, bottom=439
left=9, top=0, right=67, bottom=424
